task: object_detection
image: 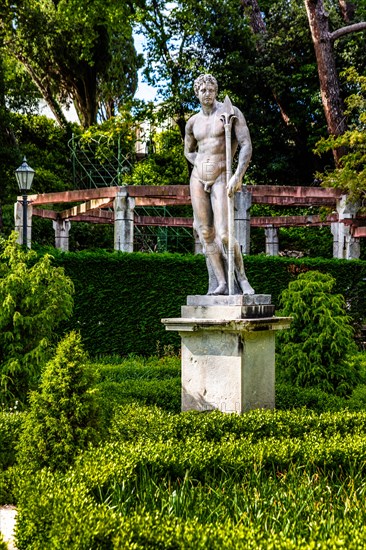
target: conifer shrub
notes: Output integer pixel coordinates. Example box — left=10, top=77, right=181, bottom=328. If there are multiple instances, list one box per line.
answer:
left=0, top=233, right=74, bottom=405
left=17, top=331, right=101, bottom=472
left=276, top=271, right=364, bottom=396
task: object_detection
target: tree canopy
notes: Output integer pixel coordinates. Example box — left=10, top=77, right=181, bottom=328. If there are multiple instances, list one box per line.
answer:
left=0, top=0, right=365, bottom=206
left=0, top=0, right=143, bottom=128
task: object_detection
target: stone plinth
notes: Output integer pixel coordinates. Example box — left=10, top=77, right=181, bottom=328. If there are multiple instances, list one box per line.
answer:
left=162, top=295, right=291, bottom=414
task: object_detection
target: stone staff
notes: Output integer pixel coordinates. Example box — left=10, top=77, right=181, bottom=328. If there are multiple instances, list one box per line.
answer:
left=220, top=95, right=237, bottom=295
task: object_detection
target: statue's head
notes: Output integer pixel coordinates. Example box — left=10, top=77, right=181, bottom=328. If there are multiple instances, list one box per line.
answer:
left=194, top=74, right=218, bottom=97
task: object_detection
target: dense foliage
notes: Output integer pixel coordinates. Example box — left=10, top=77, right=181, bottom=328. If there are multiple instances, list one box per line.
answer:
left=14, top=402, right=366, bottom=548
left=0, top=234, right=74, bottom=405
left=17, top=331, right=101, bottom=472
left=316, top=68, right=366, bottom=202
left=124, top=126, right=189, bottom=186
left=276, top=271, right=365, bottom=396
left=33, top=250, right=366, bottom=357
left=0, top=0, right=143, bottom=127
left=0, top=348, right=365, bottom=544
left=0, top=0, right=365, bottom=200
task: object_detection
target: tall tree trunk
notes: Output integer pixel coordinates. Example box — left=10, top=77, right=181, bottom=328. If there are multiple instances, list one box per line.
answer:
left=304, top=0, right=366, bottom=164
left=304, top=0, right=347, bottom=164
left=72, top=70, right=98, bottom=128
left=241, top=0, right=266, bottom=33
left=15, top=54, right=69, bottom=128
left=338, top=0, right=355, bottom=23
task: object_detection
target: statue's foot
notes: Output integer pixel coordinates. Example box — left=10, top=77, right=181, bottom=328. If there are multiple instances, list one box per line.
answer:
left=208, top=282, right=228, bottom=296
left=240, top=279, right=255, bottom=295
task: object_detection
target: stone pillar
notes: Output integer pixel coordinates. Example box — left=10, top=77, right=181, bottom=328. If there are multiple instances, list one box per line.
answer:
left=53, top=219, right=71, bottom=251
left=331, top=195, right=360, bottom=259
left=114, top=189, right=135, bottom=252
left=264, top=226, right=279, bottom=256
left=235, top=186, right=252, bottom=254
left=14, top=200, right=33, bottom=248
left=162, top=295, right=291, bottom=413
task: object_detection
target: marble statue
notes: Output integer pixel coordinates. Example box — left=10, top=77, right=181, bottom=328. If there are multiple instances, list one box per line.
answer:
left=184, top=74, right=254, bottom=295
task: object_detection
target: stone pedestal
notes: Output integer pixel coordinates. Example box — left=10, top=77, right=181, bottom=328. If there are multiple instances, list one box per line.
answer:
left=162, top=295, right=291, bottom=413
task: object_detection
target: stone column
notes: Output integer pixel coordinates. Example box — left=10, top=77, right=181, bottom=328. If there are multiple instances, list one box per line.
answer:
left=235, top=186, right=252, bottom=255
left=14, top=200, right=33, bottom=248
left=264, top=226, right=279, bottom=256
left=114, top=189, right=135, bottom=252
left=331, top=195, right=360, bottom=259
left=53, top=219, right=71, bottom=251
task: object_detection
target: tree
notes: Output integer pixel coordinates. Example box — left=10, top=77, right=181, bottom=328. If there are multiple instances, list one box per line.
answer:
left=0, top=0, right=143, bottom=128
left=240, top=0, right=327, bottom=182
left=0, top=233, right=74, bottom=404
left=304, top=0, right=366, bottom=163
left=276, top=270, right=363, bottom=396
left=137, top=0, right=333, bottom=184
left=125, top=125, right=189, bottom=186
left=17, top=331, right=101, bottom=472
left=0, top=49, right=19, bottom=228
left=315, top=68, right=366, bottom=202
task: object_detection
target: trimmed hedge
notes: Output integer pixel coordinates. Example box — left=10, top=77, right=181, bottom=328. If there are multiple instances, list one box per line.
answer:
left=14, top=405, right=366, bottom=549
left=42, top=250, right=366, bottom=357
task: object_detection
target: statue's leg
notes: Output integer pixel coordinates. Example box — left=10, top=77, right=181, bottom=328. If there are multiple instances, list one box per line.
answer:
left=190, top=176, right=227, bottom=295
left=234, top=242, right=255, bottom=295
left=211, top=180, right=254, bottom=295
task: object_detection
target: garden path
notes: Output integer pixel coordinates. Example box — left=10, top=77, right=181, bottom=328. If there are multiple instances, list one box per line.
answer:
left=0, top=506, right=17, bottom=550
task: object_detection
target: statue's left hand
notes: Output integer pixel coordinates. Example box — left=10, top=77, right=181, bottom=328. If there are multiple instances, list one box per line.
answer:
left=227, top=174, right=241, bottom=198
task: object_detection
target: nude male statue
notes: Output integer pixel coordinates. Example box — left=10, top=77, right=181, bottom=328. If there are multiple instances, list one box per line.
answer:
left=184, top=74, right=254, bottom=295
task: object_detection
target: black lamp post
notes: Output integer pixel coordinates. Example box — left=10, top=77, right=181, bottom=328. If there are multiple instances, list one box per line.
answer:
left=15, top=157, right=35, bottom=248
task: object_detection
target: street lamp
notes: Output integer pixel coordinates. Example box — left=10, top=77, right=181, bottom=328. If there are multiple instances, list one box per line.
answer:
left=15, top=157, right=35, bottom=248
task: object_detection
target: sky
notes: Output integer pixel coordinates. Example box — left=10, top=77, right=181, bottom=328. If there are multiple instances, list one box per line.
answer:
left=133, top=33, right=159, bottom=102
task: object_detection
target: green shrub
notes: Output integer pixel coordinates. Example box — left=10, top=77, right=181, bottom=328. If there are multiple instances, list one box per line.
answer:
left=0, top=233, right=74, bottom=405
left=0, top=533, right=7, bottom=550
left=348, top=384, right=366, bottom=411
left=0, top=467, right=16, bottom=505
left=0, top=410, right=23, bottom=470
left=97, top=378, right=181, bottom=418
left=15, top=406, right=366, bottom=549
left=276, top=271, right=362, bottom=396
left=275, top=383, right=348, bottom=412
left=17, top=331, right=101, bottom=472
left=0, top=410, right=24, bottom=504
left=95, top=355, right=180, bottom=382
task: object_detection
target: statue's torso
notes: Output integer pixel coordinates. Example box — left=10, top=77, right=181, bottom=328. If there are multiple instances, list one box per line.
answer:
left=191, top=105, right=226, bottom=183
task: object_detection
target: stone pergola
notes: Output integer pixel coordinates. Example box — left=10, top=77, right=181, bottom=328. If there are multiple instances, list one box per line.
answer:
left=15, top=184, right=365, bottom=259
